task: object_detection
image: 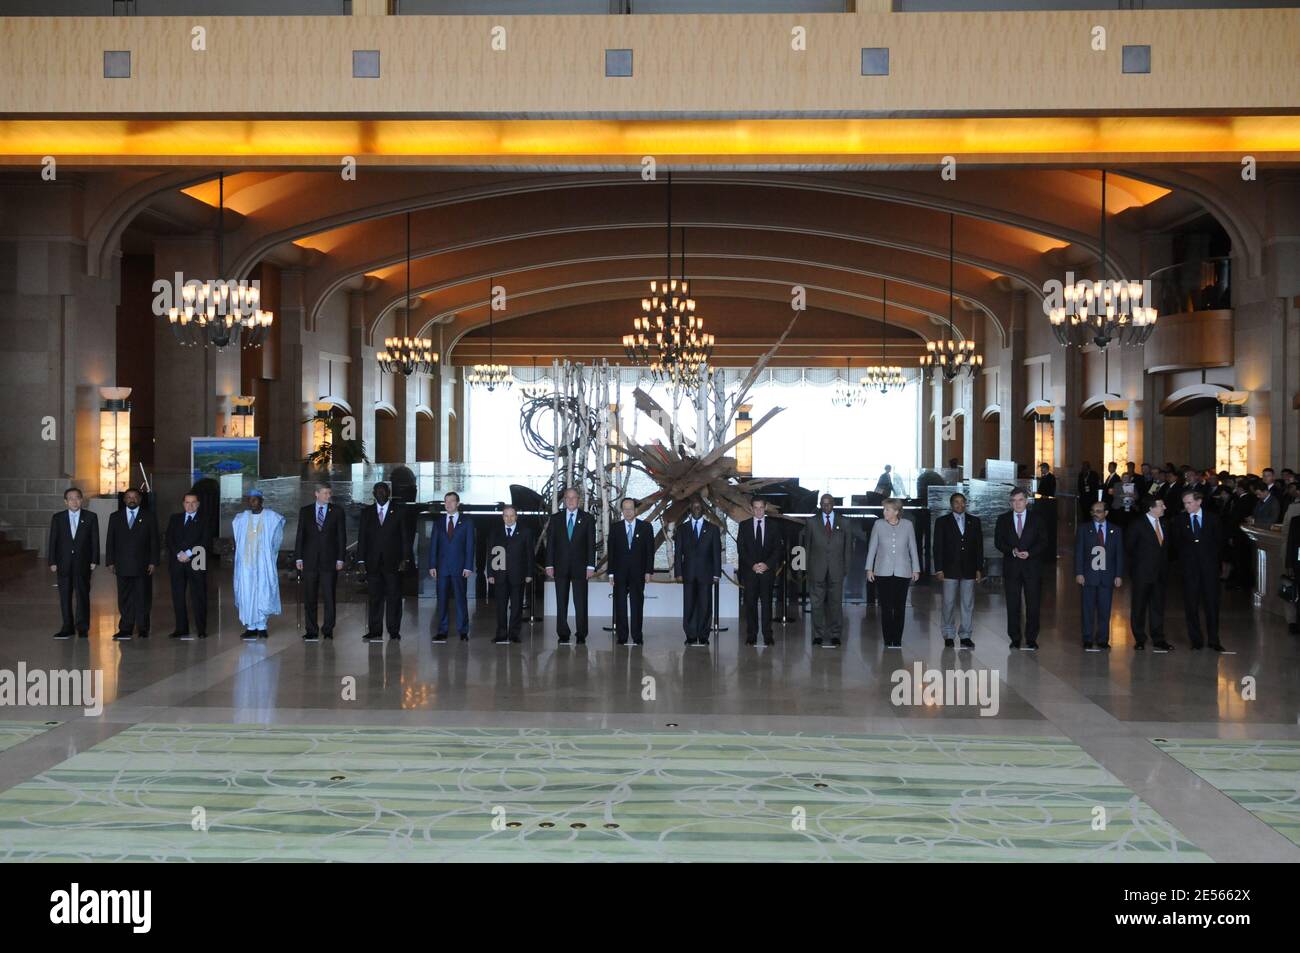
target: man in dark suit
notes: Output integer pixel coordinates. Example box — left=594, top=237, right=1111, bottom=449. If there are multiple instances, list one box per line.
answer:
left=164, top=492, right=213, bottom=639
left=994, top=487, right=1050, bottom=650
left=1077, top=462, right=1100, bottom=519
left=293, top=482, right=347, bottom=642
left=674, top=497, right=721, bottom=646
left=1036, top=463, right=1057, bottom=498
left=1285, top=509, right=1300, bottom=636
left=933, top=492, right=984, bottom=649
left=608, top=496, right=654, bottom=646
left=1074, top=500, right=1124, bottom=650
left=486, top=505, right=534, bottom=644
left=737, top=496, right=782, bottom=646
left=1169, top=489, right=1227, bottom=651
left=428, top=490, right=476, bottom=641
left=544, top=487, right=597, bottom=645
left=105, top=487, right=158, bottom=640
left=1127, top=494, right=1173, bottom=652
left=47, top=487, right=98, bottom=639
left=357, top=481, right=409, bottom=642
left=801, top=493, right=854, bottom=647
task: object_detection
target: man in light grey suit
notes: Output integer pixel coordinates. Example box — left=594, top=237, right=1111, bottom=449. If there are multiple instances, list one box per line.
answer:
left=801, top=493, right=855, bottom=647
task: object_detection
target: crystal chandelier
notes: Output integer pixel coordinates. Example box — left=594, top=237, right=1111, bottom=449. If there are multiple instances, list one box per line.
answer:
left=377, top=213, right=438, bottom=377
left=468, top=278, right=513, bottom=392
left=863, top=278, right=905, bottom=393
left=621, top=172, right=715, bottom=393
left=831, top=358, right=865, bottom=408
left=1049, top=170, right=1157, bottom=349
left=166, top=173, right=273, bottom=349
left=920, top=213, right=983, bottom=383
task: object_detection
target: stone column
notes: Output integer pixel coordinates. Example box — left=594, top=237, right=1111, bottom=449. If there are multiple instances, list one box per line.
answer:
left=347, top=289, right=376, bottom=461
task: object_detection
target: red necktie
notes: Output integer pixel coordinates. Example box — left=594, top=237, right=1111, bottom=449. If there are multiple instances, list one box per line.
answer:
left=1097, top=524, right=1104, bottom=546
left=447, top=516, right=454, bottom=538
left=824, top=515, right=832, bottom=537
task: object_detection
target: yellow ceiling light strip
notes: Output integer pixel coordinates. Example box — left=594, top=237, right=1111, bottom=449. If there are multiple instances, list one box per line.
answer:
left=2, top=116, right=1299, bottom=165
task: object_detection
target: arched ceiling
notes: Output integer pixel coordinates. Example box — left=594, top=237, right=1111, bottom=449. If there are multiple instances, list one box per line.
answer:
left=108, top=165, right=1232, bottom=365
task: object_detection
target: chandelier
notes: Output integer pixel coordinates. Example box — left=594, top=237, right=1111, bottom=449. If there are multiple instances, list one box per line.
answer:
left=832, top=358, right=865, bottom=408
left=166, top=173, right=273, bottom=350
left=378, top=213, right=438, bottom=376
left=1049, top=170, right=1158, bottom=349
left=468, top=277, right=513, bottom=392
left=920, top=213, right=983, bottom=383
left=520, top=357, right=552, bottom=400
left=863, top=278, right=905, bottom=393
left=621, top=172, right=715, bottom=393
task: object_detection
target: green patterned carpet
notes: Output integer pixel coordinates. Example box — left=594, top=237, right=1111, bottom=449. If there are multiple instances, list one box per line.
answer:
left=0, top=724, right=1205, bottom=862
left=1153, top=738, right=1300, bottom=847
left=0, top=721, right=57, bottom=754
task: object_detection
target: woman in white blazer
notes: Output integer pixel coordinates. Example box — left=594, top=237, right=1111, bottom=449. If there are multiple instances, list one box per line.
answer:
left=866, top=498, right=921, bottom=647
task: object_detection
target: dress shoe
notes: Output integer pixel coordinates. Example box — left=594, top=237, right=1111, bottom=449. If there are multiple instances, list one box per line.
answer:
left=510, top=636, right=522, bottom=643
left=746, top=637, right=758, bottom=646
left=362, top=633, right=383, bottom=643
left=617, top=638, right=629, bottom=646
left=829, top=638, right=842, bottom=648
left=389, top=633, right=400, bottom=641
left=1098, top=642, right=1111, bottom=650
left=241, top=630, right=258, bottom=641
left=631, top=637, right=643, bottom=646
left=683, top=637, right=695, bottom=645
left=113, top=632, right=132, bottom=641
left=195, top=632, right=205, bottom=639
left=432, top=633, right=448, bottom=643
left=959, top=638, right=975, bottom=649
left=77, top=632, right=89, bottom=638
left=139, top=631, right=150, bottom=639
left=943, top=638, right=954, bottom=648
left=302, top=632, right=320, bottom=642
left=493, top=635, right=510, bottom=644
left=459, top=633, right=469, bottom=641
left=1023, top=642, right=1038, bottom=651
left=1209, top=643, right=1227, bottom=652
left=1152, top=641, right=1174, bottom=653
left=260, top=630, right=269, bottom=638
left=322, top=633, right=333, bottom=641
left=1009, top=640, right=1021, bottom=649
left=1084, top=643, right=1100, bottom=652
left=885, top=641, right=901, bottom=649
left=168, top=631, right=187, bottom=639
left=575, top=636, right=587, bottom=645
left=696, top=639, right=710, bottom=647
left=557, top=636, right=571, bottom=645
left=53, top=631, right=73, bottom=640
left=763, top=636, right=775, bottom=646
left=812, top=637, right=823, bottom=647
left=1133, top=642, right=1145, bottom=651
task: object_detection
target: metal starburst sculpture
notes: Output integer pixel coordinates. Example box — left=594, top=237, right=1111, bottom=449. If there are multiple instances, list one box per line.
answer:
left=610, top=312, right=800, bottom=555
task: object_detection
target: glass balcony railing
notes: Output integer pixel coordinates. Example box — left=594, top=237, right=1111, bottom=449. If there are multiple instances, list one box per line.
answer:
left=1149, top=257, right=1231, bottom=316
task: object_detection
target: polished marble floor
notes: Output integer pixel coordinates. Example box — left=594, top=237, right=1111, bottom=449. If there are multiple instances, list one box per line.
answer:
left=0, top=560, right=1296, bottom=862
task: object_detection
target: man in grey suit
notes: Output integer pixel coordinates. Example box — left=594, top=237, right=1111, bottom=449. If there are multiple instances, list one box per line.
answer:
left=802, top=493, right=854, bottom=647
left=933, top=492, right=984, bottom=649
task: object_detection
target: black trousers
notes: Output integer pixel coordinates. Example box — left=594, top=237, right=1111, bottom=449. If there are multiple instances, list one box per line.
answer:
left=302, top=568, right=338, bottom=636
left=57, top=570, right=91, bottom=634
left=612, top=576, right=645, bottom=641
left=169, top=565, right=207, bottom=634
left=1181, top=566, right=1220, bottom=647
left=876, top=574, right=910, bottom=644
left=494, top=580, right=524, bottom=636
left=682, top=575, right=712, bottom=641
left=553, top=571, right=589, bottom=638
left=1129, top=577, right=1166, bottom=644
left=742, top=572, right=775, bottom=637
left=1003, top=568, right=1042, bottom=643
left=366, top=567, right=402, bottom=635
left=116, top=572, right=152, bottom=634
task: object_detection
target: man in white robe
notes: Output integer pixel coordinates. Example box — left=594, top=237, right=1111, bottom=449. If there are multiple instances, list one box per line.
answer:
left=232, top=489, right=286, bottom=639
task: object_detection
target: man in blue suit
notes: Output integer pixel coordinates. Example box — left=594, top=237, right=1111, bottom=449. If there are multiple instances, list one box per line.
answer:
left=1074, top=499, right=1124, bottom=651
left=428, top=490, right=475, bottom=641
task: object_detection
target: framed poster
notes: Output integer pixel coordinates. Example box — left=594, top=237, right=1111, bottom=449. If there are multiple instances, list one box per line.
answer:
left=191, top=437, right=260, bottom=484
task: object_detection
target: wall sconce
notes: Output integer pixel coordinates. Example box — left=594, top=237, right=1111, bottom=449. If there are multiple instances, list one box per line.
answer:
left=98, top=386, right=132, bottom=497
left=1215, top=391, right=1251, bottom=474
left=734, top=404, right=753, bottom=477
left=229, top=395, right=255, bottom=437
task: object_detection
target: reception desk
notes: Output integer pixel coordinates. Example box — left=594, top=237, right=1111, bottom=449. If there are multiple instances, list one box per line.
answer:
left=1240, top=524, right=1291, bottom=620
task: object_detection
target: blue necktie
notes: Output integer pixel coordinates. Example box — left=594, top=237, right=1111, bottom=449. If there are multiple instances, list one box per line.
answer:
left=626, top=522, right=634, bottom=547
left=127, top=509, right=135, bottom=529
left=1193, top=514, right=1200, bottom=537
left=317, top=506, right=325, bottom=530
left=567, top=512, right=574, bottom=539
